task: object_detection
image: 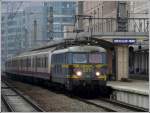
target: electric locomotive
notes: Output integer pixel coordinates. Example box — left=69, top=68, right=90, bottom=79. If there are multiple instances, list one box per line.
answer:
left=51, top=46, right=108, bottom=90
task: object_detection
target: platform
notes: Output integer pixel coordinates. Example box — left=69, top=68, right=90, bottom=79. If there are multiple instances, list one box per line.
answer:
left=106, top=80, right=149, bottom=109
left=107, top=80, right=149, bottom=95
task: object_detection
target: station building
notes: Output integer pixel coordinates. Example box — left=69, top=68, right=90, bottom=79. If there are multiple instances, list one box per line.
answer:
left=80, top=1, right=149, bottom=80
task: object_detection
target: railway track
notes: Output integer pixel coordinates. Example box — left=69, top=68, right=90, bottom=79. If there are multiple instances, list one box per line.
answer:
left=99, top=97, right=149, bottom=112
left=2, top=77, right=148, bottom=112
left=72, top=96, right=148, bottom=112
left=1, top=81, right=44, bottom=112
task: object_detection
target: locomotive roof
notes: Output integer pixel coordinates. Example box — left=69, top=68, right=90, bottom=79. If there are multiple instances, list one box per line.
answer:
left=52, top=46, right=106, bottom=54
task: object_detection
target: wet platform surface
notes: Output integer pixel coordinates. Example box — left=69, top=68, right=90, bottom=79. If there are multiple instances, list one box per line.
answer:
left=107, top=80, right=149, bottom=95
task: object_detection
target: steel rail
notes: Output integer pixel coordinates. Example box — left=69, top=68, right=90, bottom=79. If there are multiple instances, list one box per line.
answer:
left=99, top=97, right=149, bottom=112
left=2, top=80, right=44, bottom=112
left=69, top=96, right=116, bottom=112
left=1, top=94, right=15, bottom=112
left=70, top=95, right=148, bottom=112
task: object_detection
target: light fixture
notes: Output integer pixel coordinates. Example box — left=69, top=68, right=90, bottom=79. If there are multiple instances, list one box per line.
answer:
left=96, top=72, right=100, bottom=76
left=76, top=71, right=82, bottom=76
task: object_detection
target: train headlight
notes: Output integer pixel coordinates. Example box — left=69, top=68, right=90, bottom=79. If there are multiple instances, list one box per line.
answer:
left=96, top=72, right=101, bottom=76
left=76, top=71, right=82, bottom=76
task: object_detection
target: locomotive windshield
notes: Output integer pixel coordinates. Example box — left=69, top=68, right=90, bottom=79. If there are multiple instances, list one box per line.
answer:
left=72, top=52, right=107, bottom=64
left=89, top=53, right=102, bottom=63
left=73, top=53, right=88, bottom=63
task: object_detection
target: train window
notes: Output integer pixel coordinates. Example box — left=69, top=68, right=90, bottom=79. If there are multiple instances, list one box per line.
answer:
left=23, top=59, right=25, bottom=67
left=40, top=57, right=42, bottom=68
left=39, top=57, right=41, bottom=68
left=58, top=54, right=61, bottom=64
left=24, top=59, right=26, bottom=67
left=62, top=54, right=64, bottom=64
left=46, top=56, right=49, bottom=67
left=55, top=54, right=58, bottom=64
left=62, top=54, right=65, bottom=64
left=89, top=53, right=102, bottom=63
left=61, top=54, right=64, bottom=64
left=29, top=57, right=31, bottom=67
left=42, top=57, right=44, bottom=68
left=41, top=57, right=43, bottom=68
left=51, top=55, right=54, bottom=64
left=38, top=57, right=40, bottom=68
left=44, top=56, right=46, bottom=68
left=26, top=58, right=28, bottom=68
left=45, top=56, right=48, bottom=68
left=21, top=59, right=23, bottom=67
left=33, top=56, right=36, bottom=68
left=46, top=56, right=48, bottom=67
left=27, top=57, right=29, bottom=68
left=66, top=53, right=71, bottom=64
left=55, top=54, right=57, bottom=64
left=34, top=57, right=35, bottom=68
left=44, top=56, right=46, bottom=67
left=73, top=53, right=88, bottom=64
left=55, top=65, right=57, bottom=74
left=27, top=57, right=30, bottom=67
left=38, top=57, right=40, bottom=67
left=35, top=57, right=37, bottom=67
left=57, top=54, right=59, bottom=64
left=59, top=54, right=62, bottom=64
left=52, top=55, right=54, bottom=64
left=42, top=57, right=43, bottom=68
left=101, top=53, right=107, bottom=64
left=22, top=59, right=24, bottom=67
left=64, top=53, right=66, bottom=64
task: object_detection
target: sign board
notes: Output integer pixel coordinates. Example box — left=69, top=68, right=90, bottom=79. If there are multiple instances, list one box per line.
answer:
left=113, top=39, right=136, bottom=44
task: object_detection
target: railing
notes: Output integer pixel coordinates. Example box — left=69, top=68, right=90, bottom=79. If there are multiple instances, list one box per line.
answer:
left=83, top=18, right=149, bottom=33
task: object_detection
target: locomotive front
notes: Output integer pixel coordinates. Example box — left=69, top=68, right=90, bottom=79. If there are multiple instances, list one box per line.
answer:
left=64, top=46, right=108, bottom=90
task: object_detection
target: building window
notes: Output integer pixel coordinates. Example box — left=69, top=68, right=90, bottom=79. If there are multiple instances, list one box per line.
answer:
left=7, top=21, right=17, bottom=26
left=2, top=16, right=4, bottom=21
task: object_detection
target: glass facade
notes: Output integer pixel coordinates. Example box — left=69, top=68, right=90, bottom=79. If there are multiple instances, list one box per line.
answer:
left=1, top=12, right=26, bottom=59
left=44, top=1, right=76, bottom=39
left=24, top=6, right=48, bottom=48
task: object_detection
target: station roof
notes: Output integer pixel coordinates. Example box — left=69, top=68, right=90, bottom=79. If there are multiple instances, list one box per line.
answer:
left=31, top=37, right=114, bottom=52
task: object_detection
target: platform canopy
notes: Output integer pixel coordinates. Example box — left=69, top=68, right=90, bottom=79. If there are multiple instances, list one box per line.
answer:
left=31, top=37, right=114, bottom=51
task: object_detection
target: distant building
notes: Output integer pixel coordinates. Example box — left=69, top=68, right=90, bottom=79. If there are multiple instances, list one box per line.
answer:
left=1, top=12, right=26, bottom=71
left=24, top=5, right=48, bottom=49
left=44, top=1, right=76, bottom=40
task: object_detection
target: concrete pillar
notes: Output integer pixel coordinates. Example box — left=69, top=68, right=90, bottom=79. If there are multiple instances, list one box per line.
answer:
left=146, top=53, right=149, bottom=75
left=142, top=54, right=144, bottom=73
left=115, top=45, right=129, bottom=80
left=146, top=53, right=148, bottom=74
left=107, top=49, right=113, bottom=74
left=134, top=53, right=138, bottom=73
